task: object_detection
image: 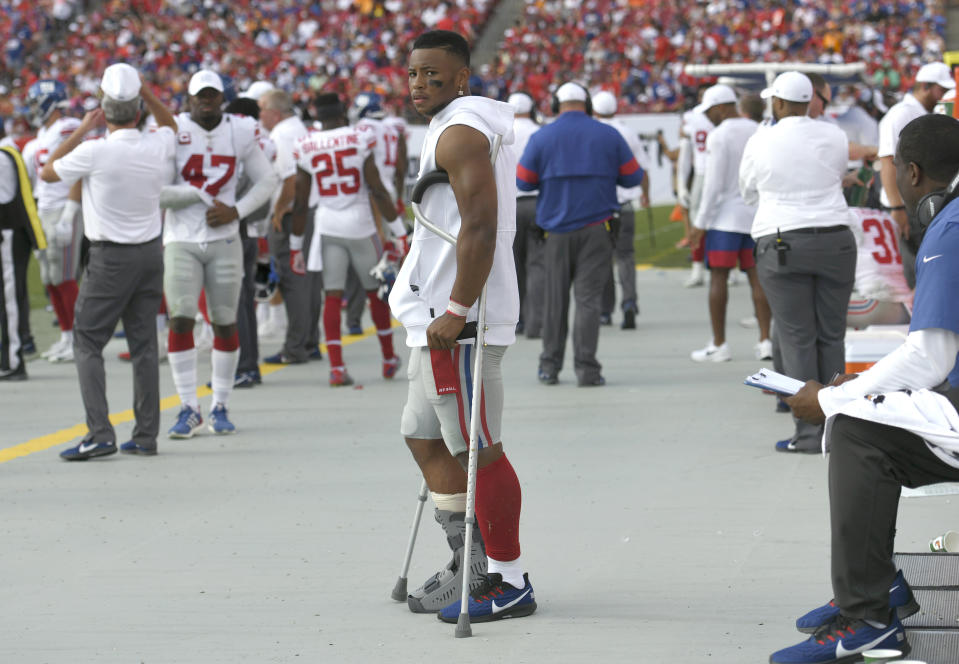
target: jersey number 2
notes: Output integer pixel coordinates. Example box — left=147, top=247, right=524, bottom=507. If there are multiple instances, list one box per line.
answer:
left=182, top=154, right=237, bottom=197
left=313, top=148, right=360, bottom=197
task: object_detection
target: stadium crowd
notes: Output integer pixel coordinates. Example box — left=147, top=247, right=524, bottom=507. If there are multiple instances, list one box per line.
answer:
left=1, top=0, right=950, bottom=137
left=477, top=0, right=948, bottom=113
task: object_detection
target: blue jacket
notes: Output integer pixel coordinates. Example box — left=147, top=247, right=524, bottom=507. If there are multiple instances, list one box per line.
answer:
left=516, top=111, right=643, bottom=233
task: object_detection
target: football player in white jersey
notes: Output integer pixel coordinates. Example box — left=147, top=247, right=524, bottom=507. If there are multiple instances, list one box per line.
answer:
left=679, top=103, right=714, bottom=287
left=291, top=93, right=400, bottom=386
left=159, top=70, right=278, bottom=438
left=847, top=206, right=912, bottom=327
left=21, top=80, right=86, bottom=362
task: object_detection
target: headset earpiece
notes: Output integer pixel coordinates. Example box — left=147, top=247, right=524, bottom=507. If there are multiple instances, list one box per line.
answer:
left=916, top=167, right=959, bottom=235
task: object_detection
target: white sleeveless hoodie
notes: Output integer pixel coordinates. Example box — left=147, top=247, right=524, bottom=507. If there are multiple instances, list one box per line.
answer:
left=389, top=96, right=519, bottom=347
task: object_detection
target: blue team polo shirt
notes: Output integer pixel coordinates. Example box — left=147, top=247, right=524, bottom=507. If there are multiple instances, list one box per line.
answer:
left=910, top=196, right=959, bottom=386
left=516, top=111, right=643, bottom=234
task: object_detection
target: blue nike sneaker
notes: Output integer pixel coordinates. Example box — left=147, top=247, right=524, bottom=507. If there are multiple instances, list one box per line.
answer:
left=437, top=573, right=536, bottom=624
left=60, top=439, right=117, bottom=461
left=770, top=613, right=908, bottom=663
left=208, top=403, right=236, bottom=435
left=168, top=406, right=203, bottom=439
left=795, top=570, right=920, bottom=633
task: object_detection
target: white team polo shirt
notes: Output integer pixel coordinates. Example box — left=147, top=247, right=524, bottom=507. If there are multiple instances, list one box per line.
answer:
left=877, top=93, right=927, bottom=207
left=52, top=127, right=175, bottom=243
left=740, top=115, right=851, bottom=239
left=693, top=117, right=757, bottom=235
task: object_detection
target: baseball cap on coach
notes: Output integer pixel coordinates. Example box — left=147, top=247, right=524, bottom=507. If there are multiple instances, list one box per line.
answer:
left=188, top=70, right=225, bottom=96
left=555, top=82, right=588, bottom=104
left=916, top=62, right=956, bottom=89
left=507, top=92, right=534, bottom=114
left=240, top=81, right=275, bottom=101
left=760, top=71, right=813, bottom=103
left=100, top=63, right=141, bottom=101
left=695, top=84, right=737, bottom=113
left=592, top=91, right=617, bottom=116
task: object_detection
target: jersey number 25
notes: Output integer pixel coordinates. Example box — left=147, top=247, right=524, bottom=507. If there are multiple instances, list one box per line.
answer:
left=313, top=148, right=360, bottom=197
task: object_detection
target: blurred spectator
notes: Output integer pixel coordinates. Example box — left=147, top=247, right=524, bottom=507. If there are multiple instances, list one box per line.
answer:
left=482, top=0, right=946, bottom=114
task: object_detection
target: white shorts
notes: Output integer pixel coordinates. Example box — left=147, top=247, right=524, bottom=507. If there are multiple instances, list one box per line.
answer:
left=164, top=238, right=243, bottom=324
left=400, top=345, right=506, bottom=457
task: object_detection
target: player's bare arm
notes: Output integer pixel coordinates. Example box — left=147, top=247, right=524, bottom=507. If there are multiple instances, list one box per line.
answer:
left=271, top=175, right=296, bottom=231
left=394, top=133, right=408, bottom=200
left=290, top=167, right=311, bottom=238
left=40, top=108, right=104, bottom=182
left=425, top=124, right=497, bottom=350
left=363, top=154, right=399, bottom=224
left=879, top=154, right=909, bottom=237
left=139, top=76, right=176, bottom=131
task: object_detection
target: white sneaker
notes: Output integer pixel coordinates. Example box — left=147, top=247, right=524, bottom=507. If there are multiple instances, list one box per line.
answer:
left=727, top=270, right=743, bottom=287
left=48, top=343, right=74, bottom=363
left=257, top=319, right=286, bottom=339
left=755, top=338, right=773, bottom=361
left=690, top=342, right=731, bottom=363
left=684, top=263, right=705, bottom=288
left=41, top=338, right=67, bottom=359
left=739, top=316, right=758, bottom=329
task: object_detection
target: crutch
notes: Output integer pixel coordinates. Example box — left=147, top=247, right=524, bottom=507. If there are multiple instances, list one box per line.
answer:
left=405, top=135, right=502, bottom=638
left=390, top=479, right=428, bottom=601
left=646, top=204, right=656, bottom=248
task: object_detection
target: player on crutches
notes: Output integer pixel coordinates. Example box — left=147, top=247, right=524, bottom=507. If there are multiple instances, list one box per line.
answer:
left=387, top=30, right=536, bottom=636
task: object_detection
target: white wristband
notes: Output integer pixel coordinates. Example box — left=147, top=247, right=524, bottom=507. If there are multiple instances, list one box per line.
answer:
left=446, top=299, right=469, bottom=318
left=289, top=234, right=304, bottom=251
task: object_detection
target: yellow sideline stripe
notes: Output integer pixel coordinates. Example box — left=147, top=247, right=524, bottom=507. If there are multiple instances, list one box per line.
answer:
left=0, top=324, right=395, bottom=464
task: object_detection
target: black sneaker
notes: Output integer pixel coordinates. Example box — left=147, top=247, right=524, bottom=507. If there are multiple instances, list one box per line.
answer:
left=119, top=441, right=157, bottom=456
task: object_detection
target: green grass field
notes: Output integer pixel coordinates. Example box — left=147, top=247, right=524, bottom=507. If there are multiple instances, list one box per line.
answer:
left=630, top=204, right=690, bottom=268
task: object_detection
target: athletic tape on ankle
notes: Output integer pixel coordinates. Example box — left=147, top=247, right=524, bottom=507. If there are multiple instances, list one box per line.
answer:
left=430, top=491, right=467, bottom=512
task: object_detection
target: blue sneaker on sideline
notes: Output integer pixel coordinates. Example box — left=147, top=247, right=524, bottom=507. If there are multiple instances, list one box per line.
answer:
left=168, top=406, right=203, bottom=439
left=770, top=613, right=908, bottom=663
left=208, top=403, right=236, bottom=435
left=60, top=439, right=117, bottom=461
left=795, top=569, right=919, bottom=634
left=347, top=325, right=364, bottom=336
left=437, top=573, right=536, bottom=624
left=233, top=371, right=257, bottom=389
left=119, top=441, right=157, bottom=456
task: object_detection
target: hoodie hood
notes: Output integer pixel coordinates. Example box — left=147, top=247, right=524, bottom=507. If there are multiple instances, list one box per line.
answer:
left=431, top=96, right=515, bottom=147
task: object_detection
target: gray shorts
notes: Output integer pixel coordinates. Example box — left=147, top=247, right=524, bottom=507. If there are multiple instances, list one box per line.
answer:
left=321, top=234, right=382, bottom=291
left=400, top=345, right=506, bottom=457
left=164, top=238, right=243, bottom=324
left=37, top=207, right=82, bottom=286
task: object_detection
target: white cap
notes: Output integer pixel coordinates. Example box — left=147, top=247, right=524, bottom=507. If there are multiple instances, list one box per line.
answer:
left=100, top=63, right=141, bottom=102
left=188, top=70, right=224, bottom=96
left=507, top=92, right=534, bottom=114
left=760, top=71, right=813, bottom=103
left=916, top=62, right=955, bottom=89
left=240, top=80, right=275, bottom=101
left=555, top=82, right=588, bottom=104
left=695, top=84, right=737, bottom=113
left=592, top=90, right=617, bottom=116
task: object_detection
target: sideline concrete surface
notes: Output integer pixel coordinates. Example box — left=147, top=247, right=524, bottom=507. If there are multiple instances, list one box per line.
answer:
left=2, top=269, right=954, bottom=664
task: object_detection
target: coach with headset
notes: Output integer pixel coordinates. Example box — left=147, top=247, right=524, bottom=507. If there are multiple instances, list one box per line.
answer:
left=771, top=112, right=959, bottom=664
left=517, top=82, right=644, bottom=387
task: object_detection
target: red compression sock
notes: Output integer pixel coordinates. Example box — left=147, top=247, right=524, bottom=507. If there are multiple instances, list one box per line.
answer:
left=366, top=291, right=394, bottom=359
left=323, top=295, right=343, bottom=367
left=58, top=280, right=79, bottom=331
left=474, top=454, right=522, bottom=562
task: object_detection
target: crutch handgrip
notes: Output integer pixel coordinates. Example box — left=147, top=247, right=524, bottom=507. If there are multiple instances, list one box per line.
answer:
left=410, top=170, right=450, bottom=204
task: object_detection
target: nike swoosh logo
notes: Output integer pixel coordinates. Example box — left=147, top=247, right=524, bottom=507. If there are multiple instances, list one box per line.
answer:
left=835, top=627, right=898, bottom=658
left=923, top=254, right=943, bottom=263
left=492, top=588, right=531, bottom=614
left=78, top=442, right=102, bottom=454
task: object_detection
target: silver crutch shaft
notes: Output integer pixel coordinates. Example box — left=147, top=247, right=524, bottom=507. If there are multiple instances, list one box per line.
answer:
left=391, top=478, right=429, bottom=601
